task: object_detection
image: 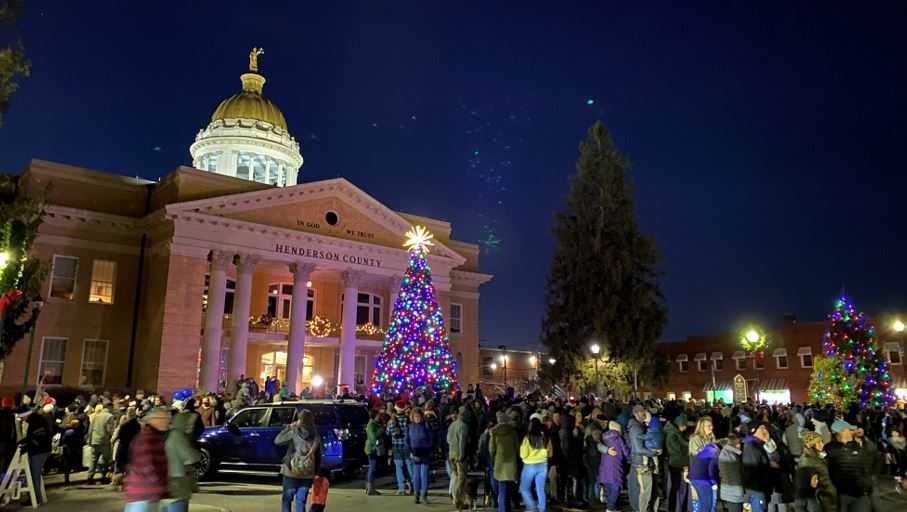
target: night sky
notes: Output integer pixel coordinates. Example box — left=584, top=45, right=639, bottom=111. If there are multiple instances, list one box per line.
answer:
left=1, top=2, right=906, bottom=349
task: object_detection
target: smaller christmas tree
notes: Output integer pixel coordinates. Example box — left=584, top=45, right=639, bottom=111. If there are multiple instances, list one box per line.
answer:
left=370, top=226, right=459, bottom=395
left=807, top=295, right=894, bottom=408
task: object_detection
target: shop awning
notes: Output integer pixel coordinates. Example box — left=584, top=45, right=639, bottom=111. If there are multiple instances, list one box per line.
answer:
left=892, top=378, right=907, bottom=389
left=732, top=351, right=746, bottom=359
left=884, top=342, right=902, bottom=352
left=703, top=381, right=733, bottom=392
left=773, top=348, right=788, bottom=357
left=711, top=352, right=724, bottom=360
left=758, top=378, right=787, bottom=391
left=797, top=346, right=812, bottom=356
left=694, top=352, right=707, bottom=361
left=676, top=354, right=688, bottom=362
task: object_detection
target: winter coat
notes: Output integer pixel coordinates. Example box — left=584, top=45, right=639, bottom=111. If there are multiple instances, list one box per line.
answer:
left=742, top=435, right=773, bottom=496
left=406, top=421, right=434, bottom=461
left=275, top=424, right=322, bottom=479
left=597, top=429, right=629, bottom=486
left=447, top=418, right=469, bottom=462
left=718, top=443, right=745, bottom=504
left=664, top=420, right=689, bottom=468
left=825, top=440, right=872, bottom=497
left=364, top=419, right=383, bottom=456
left=689, top=442, right=720, bottom=486
left=115, top=418, right=141, bottom=468
left=784, top=418, right=804, bottom=458
left=489, top=422, right=520, bottom=482
left=125, top=425, right=168, bottom=503
left=88, top=409, right=115, bottom=446
left=628, top=418, right=656, bottom=467
left=24, top=411, right=53, bottom=456
left=798, top=447, right=837, bottom=512
left=166, top=412, right=201, bottom=500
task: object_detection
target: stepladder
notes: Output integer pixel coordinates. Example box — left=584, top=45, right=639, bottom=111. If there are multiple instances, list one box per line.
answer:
left=0, top=446, right=44, bottom=508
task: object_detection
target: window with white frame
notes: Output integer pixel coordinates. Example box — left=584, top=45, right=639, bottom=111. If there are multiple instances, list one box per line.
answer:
left=356, top=293, right=382, bottom=326
left=39, top=337, right=67, bottom=385
left=885, top=342, right=902, bottom=365
left=733, top=351, right=746, bottom=371
left=798, top=347, right=813, bottom=368
left=754, top=356, right=765, bottom=370
left=80, top=339, right=108, bottom=387
left=695, top=353, right=707, bottom=372
left=49, top=255, right=78, bottom=300
left=676, top=354, right=689, bottom=373
left=712, top=352, right=724, bottom=371
left=88, top=260, right=116, bottom=304
left=774, top=348, right=789, bottom=369
left=450, top=303, right=463, bottom=334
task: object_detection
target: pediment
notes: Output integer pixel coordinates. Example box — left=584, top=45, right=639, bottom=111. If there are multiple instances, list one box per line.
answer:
left=165, top=178, right=466, bottom=264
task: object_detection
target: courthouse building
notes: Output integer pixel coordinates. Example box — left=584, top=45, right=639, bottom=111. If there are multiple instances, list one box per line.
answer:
left=1, top=52, right=492, bottom=397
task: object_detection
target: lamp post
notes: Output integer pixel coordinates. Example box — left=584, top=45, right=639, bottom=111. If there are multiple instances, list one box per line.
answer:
left=740, top=327, right=766, bottom=403
left=590, top=343, right=601, bottom=394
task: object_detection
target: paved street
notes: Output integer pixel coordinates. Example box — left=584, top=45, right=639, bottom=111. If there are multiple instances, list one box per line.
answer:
left=11, top=470, right=907, bottom=512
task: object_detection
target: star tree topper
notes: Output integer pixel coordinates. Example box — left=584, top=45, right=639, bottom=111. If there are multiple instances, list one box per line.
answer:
left=404, top=225, right=435, bottom=254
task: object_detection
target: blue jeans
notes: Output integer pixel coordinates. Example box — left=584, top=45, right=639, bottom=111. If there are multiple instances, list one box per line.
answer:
left=394, top=457, right=414, bottom=491
left=124, top=502, right=160, bottom=512
left=446, top=459, right=455, bottom=495
left=692, top=483, right=716, bottom=512
left=604, top=482, right=621, bottom=510
left=161, top=500, right=188, bottom=512
left=520, top=462, right=547, bottom=512
left=413, top=461, right=430, bottom=495
left=745, top=491, right=767, bottom=512
left=496, top=480, right=513, bottom=512
left=282, top=476, right=311, bottom=512
left=367, top=454, right=378, bottom=484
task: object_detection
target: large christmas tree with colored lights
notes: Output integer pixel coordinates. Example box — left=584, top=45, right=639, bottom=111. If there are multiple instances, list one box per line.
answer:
left=808, top=295, right=894, bottom=408
left=370, top=226, right=459, bottom=395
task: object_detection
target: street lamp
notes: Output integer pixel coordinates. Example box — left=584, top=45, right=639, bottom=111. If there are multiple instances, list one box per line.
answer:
left=490, top=362, right=498, bottom=371
left=548, top=357, right=556, bottom=365
left=529, top=355, right=537, bottom=366
left=498, top=355, right=509, bottom=386
left=590, top=343, right=601, bottom=355
left=740, top=326, right=767, bottom=402
left=894, top=320, right=906, bottom=333
left=589, top=343, right=601, bottom=394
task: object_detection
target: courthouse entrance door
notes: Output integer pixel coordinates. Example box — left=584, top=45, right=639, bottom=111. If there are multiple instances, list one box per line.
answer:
left=260, top=351, right=286, bottom=384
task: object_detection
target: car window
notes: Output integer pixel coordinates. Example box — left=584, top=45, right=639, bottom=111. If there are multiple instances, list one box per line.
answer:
left=298, top=406, right=336, bottom=426
left=231, top=408, right=267, bottom=428
left=269, top=407, right=296, bottom=426
left=337, top=405, right=368, bottom=427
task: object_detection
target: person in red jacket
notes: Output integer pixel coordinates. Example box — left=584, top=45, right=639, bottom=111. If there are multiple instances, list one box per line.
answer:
left=124, top=407, right=170, bottom=512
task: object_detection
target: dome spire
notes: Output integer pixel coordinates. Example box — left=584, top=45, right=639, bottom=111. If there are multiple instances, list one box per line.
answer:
left=240, top=47, right=266, bottom=95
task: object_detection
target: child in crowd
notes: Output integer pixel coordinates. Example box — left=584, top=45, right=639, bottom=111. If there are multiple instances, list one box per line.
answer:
left=310, top=469, right=330, bottom=512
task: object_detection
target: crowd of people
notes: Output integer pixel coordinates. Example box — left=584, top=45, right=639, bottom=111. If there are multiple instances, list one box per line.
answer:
left=1, top=380, right=906, bottom=512
left=360, top=384, right=907, bottom=512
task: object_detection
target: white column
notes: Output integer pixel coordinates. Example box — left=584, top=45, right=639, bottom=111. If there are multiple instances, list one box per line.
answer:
left=228, top=254, right=259, bottom=386
left=286, top=262, right=316, bottom=396
left=339, top=269, right=364, bottom=393
left=200, top=250, right=233, bottom=393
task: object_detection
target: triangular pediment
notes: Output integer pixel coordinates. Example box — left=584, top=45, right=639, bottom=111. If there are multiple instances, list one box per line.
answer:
left=164, top=178, right=466, bottom=264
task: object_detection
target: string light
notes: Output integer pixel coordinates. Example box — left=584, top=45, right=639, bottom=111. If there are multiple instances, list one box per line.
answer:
left=370, top=227, right=458, bottom=395
left=809, top=295, right=894, bottom=408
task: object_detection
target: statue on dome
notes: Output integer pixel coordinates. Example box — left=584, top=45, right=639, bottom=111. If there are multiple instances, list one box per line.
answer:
left=249, top=47, right=264, bottom=72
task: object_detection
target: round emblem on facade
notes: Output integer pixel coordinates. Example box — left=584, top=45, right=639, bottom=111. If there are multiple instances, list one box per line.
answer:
left=324, top=210, right=339, bottom=226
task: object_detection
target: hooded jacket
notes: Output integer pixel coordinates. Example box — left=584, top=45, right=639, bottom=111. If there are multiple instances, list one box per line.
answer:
left=718, top=443, right=744, bottom=503
left=664, top=417, right=689, bottom=468
left=489, top=421, right=520, bottom=482
left=275, top=423, right=322, bottom=479
left=597, top=429, right=629, bottom=485
left=825, top=439, right=872, bottom=497
left=797, top=446, right=837, bottom=511
left=742, top=435, right=773, bottom=496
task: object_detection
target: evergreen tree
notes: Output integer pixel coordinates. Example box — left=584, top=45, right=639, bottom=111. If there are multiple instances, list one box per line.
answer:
left=0, top=175, right=46, bottom=359
left=542, top=121, right=667, bottom=387
left=0, top=1, right=30, bottom=125
left=807, top=295, right=894, bottom=408
left=371, top=226, right=458, bottom=395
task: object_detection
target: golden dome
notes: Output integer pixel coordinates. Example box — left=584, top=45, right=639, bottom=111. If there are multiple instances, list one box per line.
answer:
left=211, top=71, right=288, bottom=130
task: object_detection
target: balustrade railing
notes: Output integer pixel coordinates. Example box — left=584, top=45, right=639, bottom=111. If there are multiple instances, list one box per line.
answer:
left=247, top=315, right=386, bottom=340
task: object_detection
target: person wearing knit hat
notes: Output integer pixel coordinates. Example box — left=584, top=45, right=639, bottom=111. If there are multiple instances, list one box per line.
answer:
left=797, top=430, right=836, bottom=512
left=608, top=420, right=622, bottom=433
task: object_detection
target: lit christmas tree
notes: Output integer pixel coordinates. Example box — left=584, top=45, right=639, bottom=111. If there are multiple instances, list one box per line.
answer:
left=370, top=226, right=459, bottom=395
left=807, top=295, right=894, bottom=408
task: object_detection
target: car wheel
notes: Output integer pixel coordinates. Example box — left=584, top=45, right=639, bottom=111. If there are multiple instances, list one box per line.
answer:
left=198, top=447, right=216, bottom=480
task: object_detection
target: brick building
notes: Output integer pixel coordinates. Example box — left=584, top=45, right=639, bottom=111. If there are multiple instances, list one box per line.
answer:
left=645, top=314, right=907, bottom=404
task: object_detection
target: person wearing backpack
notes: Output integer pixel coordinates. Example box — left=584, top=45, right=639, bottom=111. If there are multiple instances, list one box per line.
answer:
left=275, top=409, right=322, bottom=512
